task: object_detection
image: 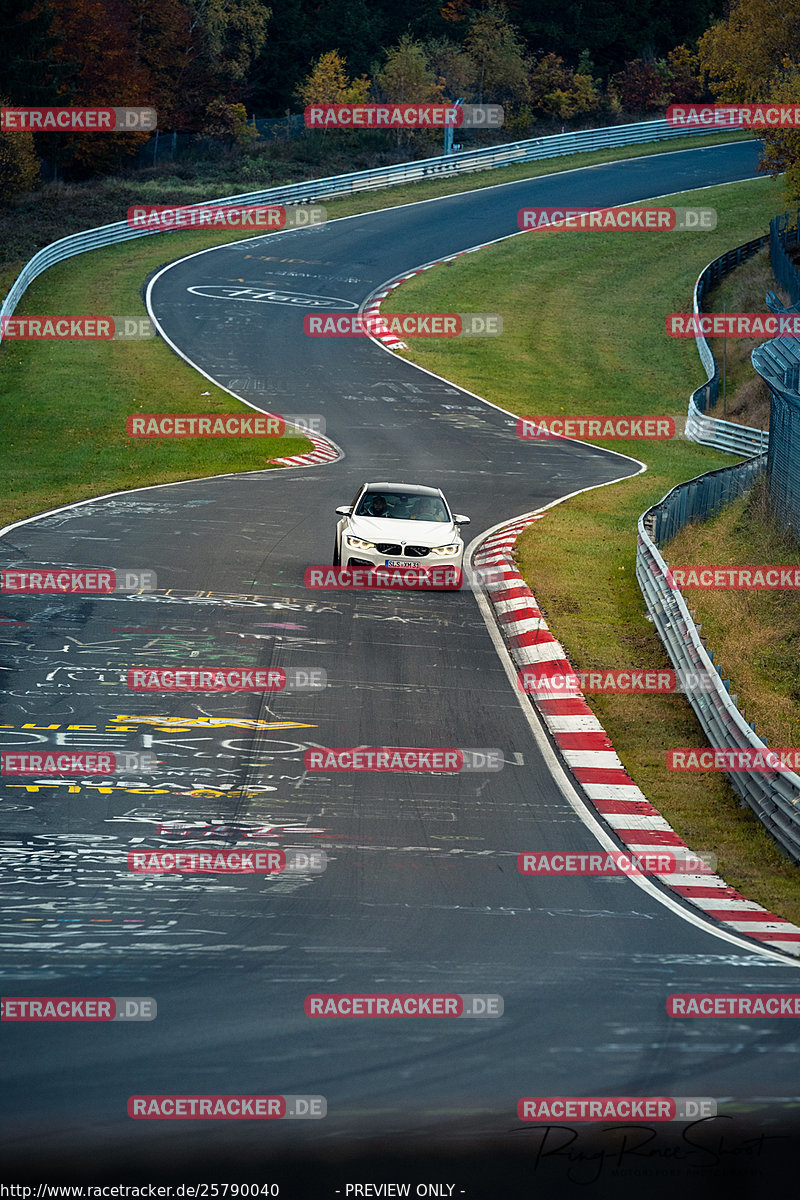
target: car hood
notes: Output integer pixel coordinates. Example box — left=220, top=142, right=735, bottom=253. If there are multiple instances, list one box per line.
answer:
left=347, top=517, right=459, bottom=546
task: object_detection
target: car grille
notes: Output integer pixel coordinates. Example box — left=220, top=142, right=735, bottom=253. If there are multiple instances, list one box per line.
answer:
left=373, top=544, right=432, bottom=557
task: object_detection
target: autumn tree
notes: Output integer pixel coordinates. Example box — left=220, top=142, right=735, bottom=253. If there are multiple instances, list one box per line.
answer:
left=295, top=49, right=370, bottom=106
left=0, top=94, right=40, bottom=204
left=699, top=0, right=800, bottom=101
left=760, top=64, right=800, bottom=201
left=126, top=0, right=200, bottom=130
left=186, top=0, right=270, bottom=90
left=610, top=56, right=671, bottom=111
left=373, top=34, right=442, bottom=103
left=441, top=0, right=471, bottom=21
left=529, top=52, right=599, bottom=119
left=665, top=44, right=704, bottom=104
left=424, top=37, right=477, bottom=100
left=46, top=0, right=152, bottom=173
left=463, top=2, right=530, bottom=109
left=699, top=0, right=800, bottom=201
left=201, top=97, right=259, bottom=145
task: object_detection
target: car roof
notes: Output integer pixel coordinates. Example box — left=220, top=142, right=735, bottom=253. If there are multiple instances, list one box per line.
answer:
left=362, top=482, right=443, bottom=497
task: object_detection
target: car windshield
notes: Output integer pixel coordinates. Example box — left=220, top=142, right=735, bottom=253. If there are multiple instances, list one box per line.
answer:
left=355, top=492, right=450, bottom=522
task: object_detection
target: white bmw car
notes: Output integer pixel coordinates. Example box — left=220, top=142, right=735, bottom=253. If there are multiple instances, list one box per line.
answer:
left=333, top=482, right=470, bottom=572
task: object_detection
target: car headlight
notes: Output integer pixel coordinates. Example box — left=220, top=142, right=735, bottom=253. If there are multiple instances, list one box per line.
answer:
left=430, top=544, right=461, bottom=556
left=345, top=535, right=377, bottom=551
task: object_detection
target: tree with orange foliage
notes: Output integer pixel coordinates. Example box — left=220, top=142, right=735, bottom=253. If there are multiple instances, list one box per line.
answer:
left=699, top=0, right=800, bottom=201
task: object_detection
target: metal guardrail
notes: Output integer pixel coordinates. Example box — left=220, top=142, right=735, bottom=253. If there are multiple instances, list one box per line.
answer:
left=758, top=217, right=800, bottom=544
left=637, top=454, right=800, bottom=863
left=684, top=237, right=770, bottom=456
left=1, top=116, right=740, bottom=343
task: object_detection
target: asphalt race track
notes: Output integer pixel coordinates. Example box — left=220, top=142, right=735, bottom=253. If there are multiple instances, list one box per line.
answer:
left=3, top=140, right=799, bottom=1195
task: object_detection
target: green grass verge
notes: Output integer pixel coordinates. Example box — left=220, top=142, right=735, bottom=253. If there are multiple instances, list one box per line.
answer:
left=382, top=173, right=800, bottom=926
left=0, top=236, right=314, bottom=528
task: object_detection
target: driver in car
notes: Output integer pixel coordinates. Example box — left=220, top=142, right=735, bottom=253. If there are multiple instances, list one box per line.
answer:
left=365, top=494, right=387, bottom=517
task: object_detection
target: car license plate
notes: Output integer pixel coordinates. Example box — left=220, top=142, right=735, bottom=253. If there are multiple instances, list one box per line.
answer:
left=384, top=559, right=406, bottom=567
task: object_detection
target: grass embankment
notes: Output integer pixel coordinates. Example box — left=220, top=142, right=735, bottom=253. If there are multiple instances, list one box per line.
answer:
left=704, top=245, right=787, bottom=428
left=665, top=479, right=800, bottom=748
left=384, top=174, right=800, bottom=924
left=0, top=130, right=753, bottom=529
left=0, top=238, right=313, bottom=528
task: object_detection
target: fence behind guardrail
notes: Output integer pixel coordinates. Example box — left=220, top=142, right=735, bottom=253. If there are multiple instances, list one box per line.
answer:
left=685, top=237, right=770, bottom=456
left=637, top=453, right=800, bottom=863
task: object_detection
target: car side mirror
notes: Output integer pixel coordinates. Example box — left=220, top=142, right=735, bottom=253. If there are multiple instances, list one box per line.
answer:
left=335, top=506, right=353, bottom=515
left=453, top=514, right=470, bottom=524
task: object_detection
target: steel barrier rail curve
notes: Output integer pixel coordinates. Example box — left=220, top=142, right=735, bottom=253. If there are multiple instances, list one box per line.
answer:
left=684, top=236, right=770, bottom=456
left=636, top=455, right=800, bottom=863
left=0, top=117, right=739, bottom=344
